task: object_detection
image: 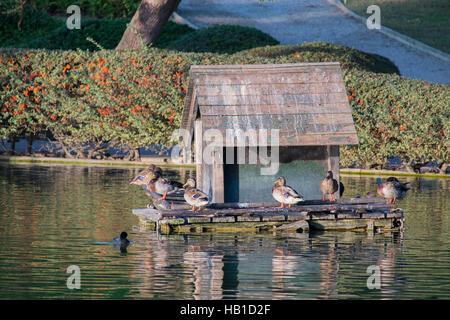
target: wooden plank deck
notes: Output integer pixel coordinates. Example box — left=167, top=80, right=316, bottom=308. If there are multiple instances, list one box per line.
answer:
left=133, top=191, right=404, bottom=234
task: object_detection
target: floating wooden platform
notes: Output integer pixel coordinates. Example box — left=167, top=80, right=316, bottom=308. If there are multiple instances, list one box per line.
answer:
left=132, top=191, right=404, bottom=234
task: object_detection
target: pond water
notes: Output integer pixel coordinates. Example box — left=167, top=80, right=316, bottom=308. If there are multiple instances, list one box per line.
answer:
left=0, top=163, right=448, bottom=299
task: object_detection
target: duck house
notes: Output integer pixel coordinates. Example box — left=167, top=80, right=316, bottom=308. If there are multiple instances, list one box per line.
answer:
left=132, top=63, right=404, bottom=234
left=180, top=63, right=359, bottom=203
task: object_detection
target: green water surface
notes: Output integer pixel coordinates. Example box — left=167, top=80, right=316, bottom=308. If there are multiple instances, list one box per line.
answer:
left=0, top=163, right=448, bottom=299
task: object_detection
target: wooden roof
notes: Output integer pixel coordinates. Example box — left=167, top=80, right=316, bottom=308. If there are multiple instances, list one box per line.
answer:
left=181, top=63, right=358, bottom=146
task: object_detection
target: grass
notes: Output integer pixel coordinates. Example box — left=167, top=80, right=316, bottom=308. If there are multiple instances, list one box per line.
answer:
left=33, top=0, right=140, bottom=18
left=341, top=0, right=450, bottom=53
left=169, top=24, right=279, bottom=54
left=0, top=7, right=279, bottom=53
left=0, top=6, right=195, bottom=51
left=0, top=156, right=196, bottom=168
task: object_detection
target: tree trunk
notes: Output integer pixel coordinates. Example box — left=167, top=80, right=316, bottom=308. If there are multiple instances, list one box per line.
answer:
left=124, top=147, right=141, bottom=161
left=10, top=137, right=16, bottom=155
left=115, top=0, right=181, bottom=50
left=132, top=148, right=141, bottom=161
left=440, top=162, right=448, bottom=175
left=26, top=135, right=33, bottom=155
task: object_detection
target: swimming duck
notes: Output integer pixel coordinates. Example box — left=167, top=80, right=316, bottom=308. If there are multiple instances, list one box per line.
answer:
left=153, top=171, right=183, bottom=200
left=376, top=177, right=410, bottom=204
left=272, top=176, right=304, bottom=208
left=320, top=171, right=339, bottom=201
left=113, top=232, right=130, bottom=246
left=183, top=178, right=209, bottom=211
left=129, top=164, right=162, bottom=185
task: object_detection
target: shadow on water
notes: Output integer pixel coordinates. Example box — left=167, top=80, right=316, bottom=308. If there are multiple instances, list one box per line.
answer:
left=0, top=163, right=448, bottom=299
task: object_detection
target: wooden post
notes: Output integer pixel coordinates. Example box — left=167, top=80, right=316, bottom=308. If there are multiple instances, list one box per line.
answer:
left=212, top=148, right=224, bottom=203
left=327, top=145, right=332, bottom=171
left=194, top=119, right=203, bottom=190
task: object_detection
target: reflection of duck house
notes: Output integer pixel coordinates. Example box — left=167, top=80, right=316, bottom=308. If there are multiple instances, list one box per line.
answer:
left=181, top=63, right=359, bottom=203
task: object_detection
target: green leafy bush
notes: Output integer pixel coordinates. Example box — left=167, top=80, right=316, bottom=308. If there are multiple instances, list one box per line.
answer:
left=154, top=21, right=197, bottom=49
left=0, top=7, right=62, bottom=49
left=36, top=0, right=141, bottom=18
left=341, top=71, right=449, bottom=167
left=169, top=25, right=280, bottom=54
left=55, top=18, right=130, bottom=50
left=0, top=48, right=191, bottom=158
left=0, top=43, right=448, bottom=166
left=0, top=7, right=194, bottom=51
left=239, top=43, right=399, bottom=75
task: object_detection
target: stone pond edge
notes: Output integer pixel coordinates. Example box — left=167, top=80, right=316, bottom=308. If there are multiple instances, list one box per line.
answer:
left=1, top=155, right=448, bottom=178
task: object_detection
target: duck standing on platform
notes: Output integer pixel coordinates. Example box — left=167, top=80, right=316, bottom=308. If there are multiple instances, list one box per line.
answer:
left=144, top=174, right=159, bottom=193
left=386, top=177, right=410, bottom=198
left=272, top=176, right=304, bottom=208
left=320, top=171, right=339, bottom=201
left=183, top=178, right=209, bottom=211
left=153, top=171, right=184, bottom=200
left=377, top=177, right=410, bottom=204
left=129, top=164, right=162, bottom=185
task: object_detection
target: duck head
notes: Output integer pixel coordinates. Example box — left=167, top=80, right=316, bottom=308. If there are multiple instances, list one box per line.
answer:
left=183, top=178, right=196, bottom=188
left=151, top=171, right=162, bottom=180
left=120, top=232, right=128, bottom=240
left=326, top=171, right=334, bottom=179
left=274, top=176, right=286, bottom=186
left=376, top=178, right=382, bottom=185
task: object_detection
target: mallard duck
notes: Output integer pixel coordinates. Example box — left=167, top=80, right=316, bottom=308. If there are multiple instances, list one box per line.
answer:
left=152, top=171, right=183, bottom=200
left=320, top=171, right=339, bottom=201
left=386, top=177, right=410, bottom=198
left=144, top=174, right=159, bottom=193
left=272, top=176, right=304, bottom=208
left=129, top=164, right=162, bottom=185
left=377, top=177, right=410, bottom=204
left=183, top=178, right=209, bottom=211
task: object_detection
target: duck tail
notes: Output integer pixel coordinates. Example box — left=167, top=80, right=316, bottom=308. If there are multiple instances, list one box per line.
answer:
left=171, top=181, right=184, bottom=189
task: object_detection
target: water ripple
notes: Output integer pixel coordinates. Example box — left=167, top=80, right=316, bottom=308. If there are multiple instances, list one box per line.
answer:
left=0, top=164, right=449, bottom=299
